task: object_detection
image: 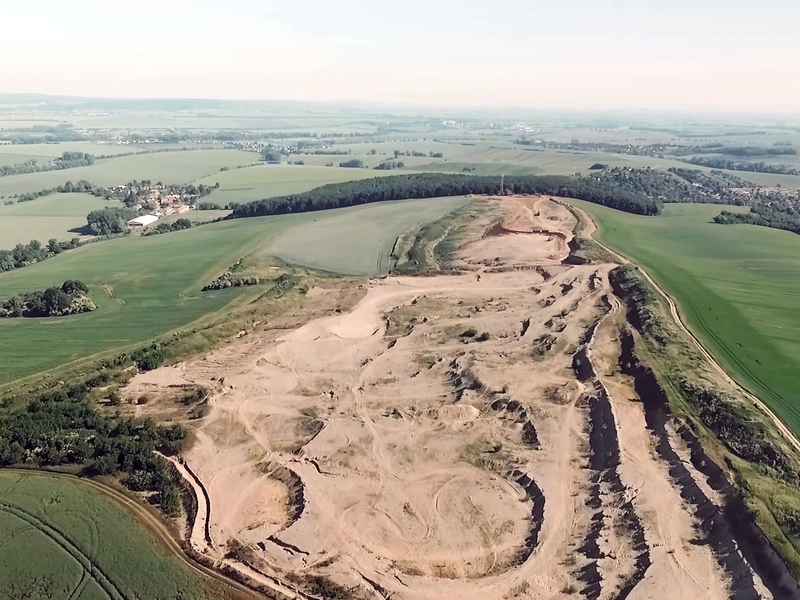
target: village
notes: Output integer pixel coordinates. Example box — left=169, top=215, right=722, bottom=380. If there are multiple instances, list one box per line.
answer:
left=113, top=182, right=209, bottom=228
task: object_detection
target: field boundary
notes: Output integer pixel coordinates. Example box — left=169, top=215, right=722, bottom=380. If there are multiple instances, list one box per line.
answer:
left=569, top=202, right=800, bottom=456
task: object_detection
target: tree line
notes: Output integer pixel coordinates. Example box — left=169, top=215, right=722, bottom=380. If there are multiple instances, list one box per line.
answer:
left=229, top=173, right=664, bottom=219
left=13, top=180, right=109, bottom=204
left=714, top=205, right=800, bottom=235
left=0, top=238, right=81, bottom=272
left=0, top=152, right=95, bottom=178
left=685, top=156, right=798, bottom=176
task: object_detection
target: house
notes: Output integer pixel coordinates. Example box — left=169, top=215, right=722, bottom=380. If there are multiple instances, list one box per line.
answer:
left=127, top=215, right=159, bottom=227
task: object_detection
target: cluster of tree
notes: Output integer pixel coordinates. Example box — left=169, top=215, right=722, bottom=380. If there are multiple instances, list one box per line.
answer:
left=0, top=376, right=186, bottom=516
left=198, top=202, right=222, bottom=210
left=684, top=156, right=798, bottom=175
left=0, top=238, right=81, bottom=272
left=714, top=205, right=800, bottom=235
left=86, top=206, right=140, bottom=235
left=339, top=159, right=364, bottom=168
left=144, top=218, right=193, bottom=236
left=229, top=173, right=663, bottom=219
left=0, top=152, right=95, bottom=178
left=0, top=280, right=95, bottom=318
left=262, top=148, right=282, bottom=162
left=588, top=163, right=608, bottom=170
left=374, top=161, right=405, bottom=170
left=201, top=272, right=261, bottom=291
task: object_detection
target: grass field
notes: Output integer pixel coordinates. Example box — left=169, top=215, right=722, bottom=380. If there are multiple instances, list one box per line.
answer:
left=0, top=193, right=120, bottom=247
left=0, top=197, right=465, bottom=384
left=571, top=200, right=800, bottom=436
left=0, top=215, right=302, bottom=384
left=0, top=471, right=222, bottom=600
left=0, top=150, right=257, bottom=198
left=264, top=196, right=471, bottom=274
left=193, top=164, right=393, bottom=206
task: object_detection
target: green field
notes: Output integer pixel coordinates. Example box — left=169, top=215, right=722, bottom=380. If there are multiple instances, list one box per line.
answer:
left=0, top=193, right=119, bottom=247
left=0, top=150, right=257, bottom=198
left=0, top=471, right=219, bottom=600
left=264, top=196, right=471, bottom=274
left=0, top=215, right=299, bottom=383
left=194, top=164, right=393, bottom=206
left=572, top=201, right=800, bottom=435
left=0, top=197, right=465, bottom=384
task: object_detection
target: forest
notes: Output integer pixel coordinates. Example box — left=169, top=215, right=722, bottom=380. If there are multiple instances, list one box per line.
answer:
left=230, top=173, right=664, bottom=218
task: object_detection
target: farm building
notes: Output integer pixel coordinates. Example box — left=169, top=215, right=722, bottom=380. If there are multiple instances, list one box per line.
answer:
left=127, top=215, right=159, bottom=227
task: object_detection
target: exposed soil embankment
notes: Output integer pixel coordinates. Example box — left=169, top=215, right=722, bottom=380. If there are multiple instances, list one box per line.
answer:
left=618, top=328, right=800, bottom=600
left=579, top=382, right=651, bottom=600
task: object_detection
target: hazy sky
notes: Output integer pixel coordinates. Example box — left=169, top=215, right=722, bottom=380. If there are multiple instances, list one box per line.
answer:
left=2, top=0, right=798, bottom=112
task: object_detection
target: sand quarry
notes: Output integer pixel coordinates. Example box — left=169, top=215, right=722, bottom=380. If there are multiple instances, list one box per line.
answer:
left=126, top=198, right=774, bottom=600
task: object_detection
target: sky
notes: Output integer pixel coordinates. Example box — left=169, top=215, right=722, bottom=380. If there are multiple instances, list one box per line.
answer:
left=1, top=0, right=798, bottom=113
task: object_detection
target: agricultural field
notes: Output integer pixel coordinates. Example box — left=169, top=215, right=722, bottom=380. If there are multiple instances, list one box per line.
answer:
left=263, top=195, right=471, bottom=274
left=572, top=200, right=800, bottom=436
left=0, top=470, right=227, bottom=600
left=0, top=149, right=257, bottom=198
left=0, top=215, right=293, bottom=384
left=0, top=197, right=467, bottom=384
left=0, top=193, right=119, bottom=247
left=193, top=164, right=393, bottom=206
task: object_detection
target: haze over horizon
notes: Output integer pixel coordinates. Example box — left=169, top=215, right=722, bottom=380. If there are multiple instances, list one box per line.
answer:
left=1, top=0, right=798, bottom=114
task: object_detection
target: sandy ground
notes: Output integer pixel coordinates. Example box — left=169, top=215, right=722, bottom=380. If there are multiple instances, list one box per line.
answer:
left=126, top=197, right=768, bottom=600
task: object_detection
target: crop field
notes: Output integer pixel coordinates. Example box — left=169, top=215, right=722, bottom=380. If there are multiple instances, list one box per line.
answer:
left=0, top=215, right=301, bottom=384
left=0, top=142, right=145, bottom=160
left=0, top=197, right=465, bottom=384
left=263, top=195, right=471, bottom=274
left=0, top=470, right=222, bottom=600
left=0, top=193, right=119, bottom=247
left=193, top=164, right=393, bottom=205
left=0, top=149, right=257, bottom=198
left=571, top=200, right=800, bottom=436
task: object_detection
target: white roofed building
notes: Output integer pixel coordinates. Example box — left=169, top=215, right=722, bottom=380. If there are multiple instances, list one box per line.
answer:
left=127, top=215, right=159, bottom=227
